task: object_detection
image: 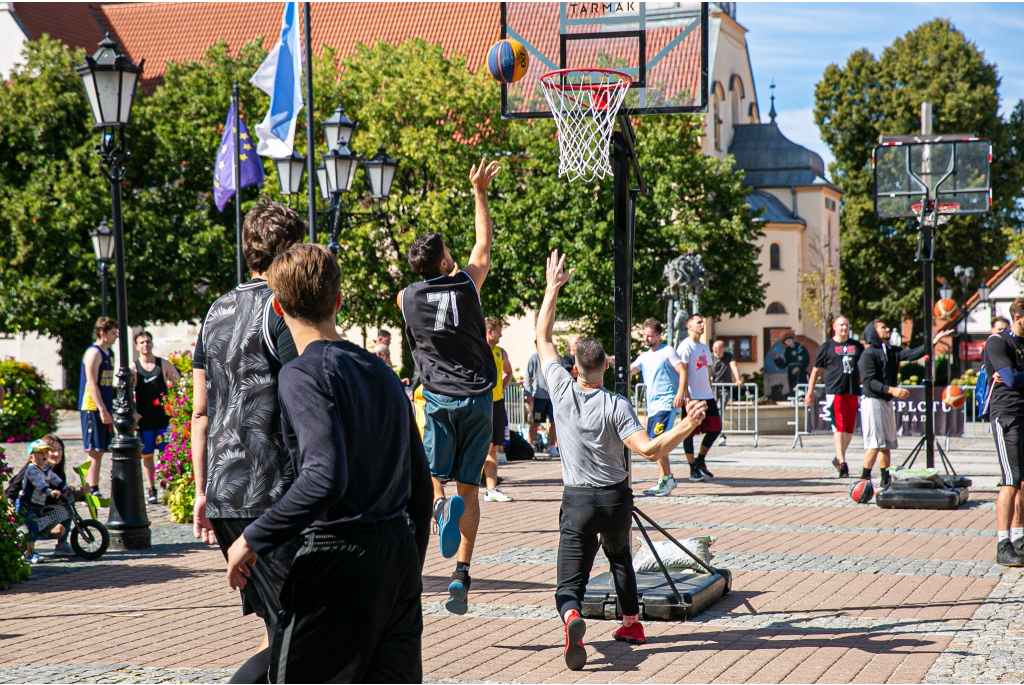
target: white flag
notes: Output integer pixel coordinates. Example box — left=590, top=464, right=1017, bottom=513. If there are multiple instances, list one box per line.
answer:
left=251, top=1, right=304, bottom=158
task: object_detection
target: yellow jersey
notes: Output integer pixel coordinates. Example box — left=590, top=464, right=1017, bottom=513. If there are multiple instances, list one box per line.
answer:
left=491, top=345, right=505, bottom=401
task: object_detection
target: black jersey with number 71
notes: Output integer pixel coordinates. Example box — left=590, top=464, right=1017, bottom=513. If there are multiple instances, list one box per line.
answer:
left=402, top=271, right=496, bottom=398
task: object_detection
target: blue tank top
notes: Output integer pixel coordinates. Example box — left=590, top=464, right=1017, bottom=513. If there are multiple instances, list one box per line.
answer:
left=79, top=344, right=115, bottom=412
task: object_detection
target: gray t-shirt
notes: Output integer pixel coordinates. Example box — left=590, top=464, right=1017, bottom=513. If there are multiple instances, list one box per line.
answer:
left=526, top=353, right=550, bottom=399
left=544, top=359, right=644, bottom=487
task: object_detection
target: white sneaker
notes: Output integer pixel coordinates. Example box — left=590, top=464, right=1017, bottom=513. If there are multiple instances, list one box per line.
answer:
left=643, top=475, right=677, bottom=496
left=549, top=446, right=560, bottom=458
left=484, top=488, right=514, bottom=502
left=497, top=452, right=508, bottom=465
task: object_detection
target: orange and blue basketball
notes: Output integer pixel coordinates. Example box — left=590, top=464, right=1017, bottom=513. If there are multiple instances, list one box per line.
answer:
left=487, top=39, right=529, bottom=84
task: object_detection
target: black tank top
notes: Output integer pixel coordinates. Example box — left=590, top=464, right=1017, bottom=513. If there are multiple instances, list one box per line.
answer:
left=134, top=357, right=170, bottom=431
left=402, top=271, right=496, bottom=397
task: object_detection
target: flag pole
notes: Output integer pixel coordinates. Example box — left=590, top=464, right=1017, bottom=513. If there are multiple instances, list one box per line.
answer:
left=303, top=1, right=316, bottom=244
left=233, top=80, right=244, bottom=285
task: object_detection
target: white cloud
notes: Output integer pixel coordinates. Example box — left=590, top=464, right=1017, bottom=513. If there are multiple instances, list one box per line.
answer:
left=772, top=108, right=836, bottom=177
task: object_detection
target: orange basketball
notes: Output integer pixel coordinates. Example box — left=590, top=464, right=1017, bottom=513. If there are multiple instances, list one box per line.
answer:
left=941, top=385, right=967, bottom=409
left=934, top=298, right=960, bottom=320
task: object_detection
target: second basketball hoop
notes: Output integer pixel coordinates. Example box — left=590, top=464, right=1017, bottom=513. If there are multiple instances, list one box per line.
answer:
left=539, top=68, right=632, bottom=183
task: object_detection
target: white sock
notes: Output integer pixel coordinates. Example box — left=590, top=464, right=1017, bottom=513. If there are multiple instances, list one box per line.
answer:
left=1012, top=528, right=1024, bottom=540
left=622, top=614, right=639, bottom=627
left=998, top=530, right=1010, bottom=541
left=563, top=608, right=578, bottom=623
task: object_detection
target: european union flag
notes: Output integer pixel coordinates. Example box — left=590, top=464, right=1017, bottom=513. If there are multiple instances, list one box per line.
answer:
left=213, top=102, right=264, bottom=212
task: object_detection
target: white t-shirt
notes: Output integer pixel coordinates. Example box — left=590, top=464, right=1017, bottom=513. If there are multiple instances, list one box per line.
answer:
left=677, top=338, right=714, bottom=400
left=630, top=345, right=682, bottom=413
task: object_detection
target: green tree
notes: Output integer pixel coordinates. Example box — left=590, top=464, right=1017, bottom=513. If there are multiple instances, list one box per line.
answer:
left=814, top=20, right=1024, bottom=333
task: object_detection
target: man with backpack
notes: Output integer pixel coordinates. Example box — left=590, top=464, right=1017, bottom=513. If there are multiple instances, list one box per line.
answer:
left=976, top=316, right=1009, bottom=420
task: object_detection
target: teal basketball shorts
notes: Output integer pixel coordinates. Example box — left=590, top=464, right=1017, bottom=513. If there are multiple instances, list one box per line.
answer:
left=421, top=388, right=493, bottom=485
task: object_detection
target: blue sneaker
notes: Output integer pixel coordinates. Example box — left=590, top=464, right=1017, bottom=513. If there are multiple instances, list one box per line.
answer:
left=446, top=568, right=470, bottom=615
left=434, top=496, right=464, bottom=559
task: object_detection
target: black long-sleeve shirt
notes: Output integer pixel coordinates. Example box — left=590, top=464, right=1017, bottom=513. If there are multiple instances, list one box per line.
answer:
left=244, top=339, right=433, bottom=567
left=858, top=320, right=925, bottom=401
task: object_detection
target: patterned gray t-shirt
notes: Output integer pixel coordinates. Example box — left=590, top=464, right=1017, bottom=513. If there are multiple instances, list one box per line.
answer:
left=198, top=280, right=293, bottom=518
left=543, top=359, right=643, bottom=487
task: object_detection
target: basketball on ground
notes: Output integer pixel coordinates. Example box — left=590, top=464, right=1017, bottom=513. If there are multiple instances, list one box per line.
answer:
left=934, top=298, right=960, bottom=320
left=942, top=385, right=967, bottom=409
left=850, top=479, right=874, bottom=504
left=487, top=39, right=529, bottom=83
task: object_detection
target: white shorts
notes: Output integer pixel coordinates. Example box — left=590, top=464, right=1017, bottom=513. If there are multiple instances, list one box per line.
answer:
left=861, top=396, right=898, bottom=450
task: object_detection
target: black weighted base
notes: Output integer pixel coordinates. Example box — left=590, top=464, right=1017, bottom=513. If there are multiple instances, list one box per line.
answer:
left=583, top=569, right=732, bottom=621
left=108, top=526, right=152, bottom=550
left=876, top=486, right=969, bottom=510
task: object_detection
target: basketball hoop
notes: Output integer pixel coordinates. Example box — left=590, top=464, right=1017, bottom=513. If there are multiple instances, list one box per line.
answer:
left=539, top=69, right=633, bottom=182
left=910, top=200, right=960, bottom=226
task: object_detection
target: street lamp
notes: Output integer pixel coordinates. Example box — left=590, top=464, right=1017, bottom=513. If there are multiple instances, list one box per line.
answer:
left=274, top=151, right=306, bottom=196
left=75, top=35, right=150, bottom=551
left=954, top=266, right=975, bottom=375
left=89, top=219, right=115, bottom=317
left=938, top=283, right=954, bottom=301
left=272, top=104, right=398, bottom=256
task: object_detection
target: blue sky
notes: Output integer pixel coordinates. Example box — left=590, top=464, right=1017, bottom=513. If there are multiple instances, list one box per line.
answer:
left=738, top=2, right=1024, bottom=172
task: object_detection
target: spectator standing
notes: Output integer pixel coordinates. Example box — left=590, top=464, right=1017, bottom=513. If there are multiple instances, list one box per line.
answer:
left=79, top=316, right=118, bottom=498
left=805, top=316, right=861, bottom=477
left=677, top=315, right=720, bottom=482
left=225, top=244, right=432, bottom=682
left=527, top=344, right=559, bottom=457
left=190, top=198, right=303, bottom=667
left=561, top=333, right=580, bottom=376
left=483, top=317, right=514, bottom=502
left=132, top=331, right=181, bottom=504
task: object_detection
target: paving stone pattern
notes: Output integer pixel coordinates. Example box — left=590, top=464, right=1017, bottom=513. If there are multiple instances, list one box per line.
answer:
left=0, top=449, right=1012, bottom=682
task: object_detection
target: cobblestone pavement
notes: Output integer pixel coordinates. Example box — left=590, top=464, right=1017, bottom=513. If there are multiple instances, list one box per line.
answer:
left=0, top=442, right=1013, bottom=683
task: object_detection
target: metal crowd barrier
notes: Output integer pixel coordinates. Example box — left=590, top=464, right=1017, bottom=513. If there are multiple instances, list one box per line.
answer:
left=505, top=382, right=526, bottom=433
left=632, top=382, right=760, bottom=445
left=790, top=384, right=813, bottom=448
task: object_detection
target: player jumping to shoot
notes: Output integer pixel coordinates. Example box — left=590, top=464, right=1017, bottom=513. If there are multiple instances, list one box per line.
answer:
left=398, top=158, right=501, bottom=615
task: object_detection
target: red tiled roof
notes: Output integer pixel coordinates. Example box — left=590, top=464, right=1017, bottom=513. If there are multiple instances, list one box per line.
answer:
left=94, top=2, right=500, bottom=86
left=11, top=2, right=107, bottom=54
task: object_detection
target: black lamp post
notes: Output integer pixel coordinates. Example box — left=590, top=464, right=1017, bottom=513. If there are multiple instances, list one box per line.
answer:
left=89, top=219, right=115, bottom=317
left=75, top=35, right=150, bottom=550
left=274, top=105, right=398, bottom=256
left=954, top=265, right=975, bottom=376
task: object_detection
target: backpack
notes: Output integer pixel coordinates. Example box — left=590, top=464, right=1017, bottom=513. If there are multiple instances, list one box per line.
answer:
left=505, top=429, right=535, bottom=461
left=975, top=365, right=989, bottom=420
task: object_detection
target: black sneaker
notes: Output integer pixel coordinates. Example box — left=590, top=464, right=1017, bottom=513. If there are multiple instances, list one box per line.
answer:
left=697, top=459, right=714, bottom=479
left=688, top=466, right=705, bottom=483
left=879, top=471, right=892, bottom=490
left=997, top=539, right=1024, bottom=567
left=839, top=462, right=850, bottom=478
left=832, top=456, right=842, bottom=475
left=446, top=568, right=471, bottom=615
left=147, top=488, right=158, bottom=505
left=1013, top=537, right=1024, bottom=555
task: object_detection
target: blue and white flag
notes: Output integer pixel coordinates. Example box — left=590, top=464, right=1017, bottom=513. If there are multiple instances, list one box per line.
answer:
left=213, top=102, right=264, bottom=212
left=250, top=1, right=303, bottom=158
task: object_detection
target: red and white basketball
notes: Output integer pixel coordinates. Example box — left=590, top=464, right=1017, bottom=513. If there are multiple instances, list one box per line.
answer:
left=942, top=385, right=967, bottom=409
left=849, top=479, right=874, bottom=504
left=934, top=298, right=960, bottom=320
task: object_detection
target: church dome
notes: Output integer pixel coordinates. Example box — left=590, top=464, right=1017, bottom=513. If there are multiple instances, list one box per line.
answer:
left=728, top=121, right=834, bottom=189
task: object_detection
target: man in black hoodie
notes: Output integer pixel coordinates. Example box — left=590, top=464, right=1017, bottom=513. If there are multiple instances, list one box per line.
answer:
left=857, top=319, right=941, bottom=488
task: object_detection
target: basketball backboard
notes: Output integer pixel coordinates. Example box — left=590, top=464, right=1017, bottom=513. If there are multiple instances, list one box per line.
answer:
left=873, top=135, right=992, bottom=220
left=500, top=2, right=709, bottom=119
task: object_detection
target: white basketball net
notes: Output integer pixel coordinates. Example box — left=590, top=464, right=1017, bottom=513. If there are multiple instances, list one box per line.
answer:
left=539, top=69, right=633, bottom=183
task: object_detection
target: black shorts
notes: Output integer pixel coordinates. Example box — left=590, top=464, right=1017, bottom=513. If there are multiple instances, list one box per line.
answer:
left=693, top=397, right=722, bottom=435
left=211, top=517, right=300, bottom=639
left=531, top=397, right=553, bottom=424
left=491, top=398, right=506, bottom=447
left=993, top=414, right=1024, bottom=488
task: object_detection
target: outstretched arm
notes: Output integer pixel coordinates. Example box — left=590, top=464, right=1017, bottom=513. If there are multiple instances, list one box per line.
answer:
left=536, top=250, right=575, bottom=368
left=462, top=158, right=501, bottom=291
left=625, top=399, right=707, bottom=461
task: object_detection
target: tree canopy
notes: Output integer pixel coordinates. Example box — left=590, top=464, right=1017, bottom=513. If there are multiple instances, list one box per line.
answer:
left=814, top=19, right=1024, bottom=333
left=0, top=35, right=764, bottom=383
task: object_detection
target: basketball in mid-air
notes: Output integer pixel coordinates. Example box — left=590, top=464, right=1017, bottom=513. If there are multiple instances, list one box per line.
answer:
left=850, top=479, right=874, bottom=504
left=934, top=298, right=960, bottom=320
left=942, top=385, right=967, bottom=409
left=487, top=39, right=529, bottom=83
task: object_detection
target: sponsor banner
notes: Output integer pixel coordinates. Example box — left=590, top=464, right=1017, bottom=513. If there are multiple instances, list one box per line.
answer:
left=807, top=386, right=963, bottom=437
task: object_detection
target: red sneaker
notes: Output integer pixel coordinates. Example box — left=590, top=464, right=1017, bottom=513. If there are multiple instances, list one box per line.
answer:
left=563, top=610, right=587, bottom=671
left=612, top=622, right=647, bottom=645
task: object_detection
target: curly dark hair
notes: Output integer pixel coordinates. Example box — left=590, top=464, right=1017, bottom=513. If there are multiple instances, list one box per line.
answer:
left=407, top=232, right=446, bottom=277
left=242, top=197, right=306, bottom=273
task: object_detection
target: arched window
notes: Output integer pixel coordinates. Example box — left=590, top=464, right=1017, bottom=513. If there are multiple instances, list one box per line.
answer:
left=769, top=243, right=781, bottom=270
left=767, top=302, right=787, bottom=314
